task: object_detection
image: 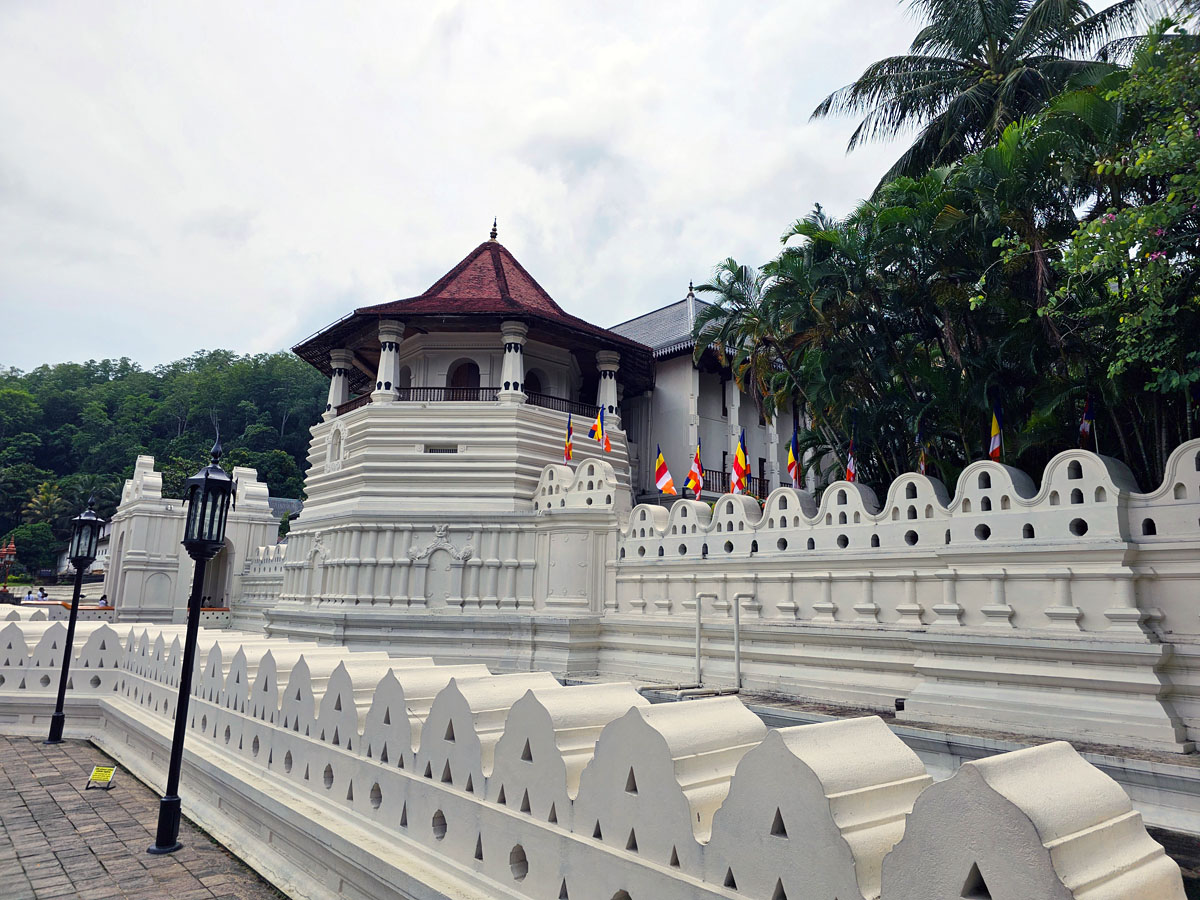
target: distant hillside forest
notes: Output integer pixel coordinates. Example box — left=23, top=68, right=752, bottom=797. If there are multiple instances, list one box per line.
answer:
left=0, top=350, right=326, bottom=574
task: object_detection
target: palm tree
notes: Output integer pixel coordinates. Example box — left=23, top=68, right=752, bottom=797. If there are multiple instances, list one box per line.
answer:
left=811, top=0, right=1153, bottom=185
left=23, top=481, right=69, bottom=529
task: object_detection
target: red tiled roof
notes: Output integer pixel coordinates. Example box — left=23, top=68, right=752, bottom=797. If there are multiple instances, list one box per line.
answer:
left=357, top=240, right=572, bottom=321
left=293, top=237, right=653, bottom=394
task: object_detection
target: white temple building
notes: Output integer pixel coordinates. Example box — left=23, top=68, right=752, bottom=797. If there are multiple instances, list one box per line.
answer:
left=100, top=231, right=1200, bottom=760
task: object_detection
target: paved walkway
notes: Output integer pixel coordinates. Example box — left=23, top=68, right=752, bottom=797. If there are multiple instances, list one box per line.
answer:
left=0, top=735, right=286, bottom=900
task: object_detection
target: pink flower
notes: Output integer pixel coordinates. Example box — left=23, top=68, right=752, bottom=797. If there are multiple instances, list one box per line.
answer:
left=1149, top=251, right=1166, bottom=261
left=1103, top=213, right=1117, bottom=223
left=1155, top=228, right=1165, bottom=236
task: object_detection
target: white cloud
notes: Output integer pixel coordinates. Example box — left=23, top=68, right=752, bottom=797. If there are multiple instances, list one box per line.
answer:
left=0, top=0, right=915, bottom=371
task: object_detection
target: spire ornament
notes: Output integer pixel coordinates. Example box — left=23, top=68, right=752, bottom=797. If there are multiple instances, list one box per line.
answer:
left=490, top=218, right=498, bottom=241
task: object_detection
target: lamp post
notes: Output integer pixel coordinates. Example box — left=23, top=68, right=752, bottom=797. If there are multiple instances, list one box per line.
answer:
left=0, top=538, right=16, bottom=588
left=44, top=499, right=104, bottom=744
left=148, top=441, right=234, bottom=855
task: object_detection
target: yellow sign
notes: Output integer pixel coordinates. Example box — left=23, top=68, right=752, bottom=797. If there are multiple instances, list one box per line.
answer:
left=87, top=765, right=116, bottom=790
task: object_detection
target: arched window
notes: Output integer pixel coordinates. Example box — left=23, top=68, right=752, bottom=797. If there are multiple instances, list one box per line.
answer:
left=524, top=369, right=545, bottom=395
left=447, top=359, right=480, bottom=397
left=397, top=365, right=412, bottom=392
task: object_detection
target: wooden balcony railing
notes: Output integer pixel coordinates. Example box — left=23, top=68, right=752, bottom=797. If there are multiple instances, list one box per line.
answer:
left=334, top=394, right=370, bottom=415
left=396, top=386, right=500, bottom=403
left=695, top=470, right=770, bottom=498
left=526, top=392, right=599, bottom=419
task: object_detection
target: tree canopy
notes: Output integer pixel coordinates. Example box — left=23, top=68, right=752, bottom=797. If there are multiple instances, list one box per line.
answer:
left=0, top=350, right=326, bottom=562
left=700, top=13, right=1198, bottom=494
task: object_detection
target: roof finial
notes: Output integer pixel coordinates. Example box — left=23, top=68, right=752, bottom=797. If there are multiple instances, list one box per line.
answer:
left=490, top=217, right=498, bottom=241
left=686, top=280, right=696, bottom=328
left=688, top=280, right=694, bottom=295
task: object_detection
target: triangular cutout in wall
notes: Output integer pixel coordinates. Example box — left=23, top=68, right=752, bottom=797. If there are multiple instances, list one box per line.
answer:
left=724, top=868, right=738, bottom=889
left=625, top=768, right=638, bottom=794
left=465, top=774, right=474, bottom=794
left=520, top=790, right=531, bottom=813
left=521, top=738, right=533, bottom=761
left=771, top=878, right=788, bottom=900
left=770, top=808, right=788, bottom=837
left=558, top=879, right=569, bottom=899
left=400, top=802, right=408, bottom=828
left=625, top=829, right=638, bottom=852
left=961, top=862, right=992, bottom=899
left=669, top=846, right=680, bottom=868
left=383, top=707, right=391, bottom=725
left=592, top=821, right=603, bottom=840
left=444, top=719, right=455, bottom=742
left=441, top=761, right=453, bottom=784
left=474, top=834, right=484, bottom=861
left=498, top=785, right=507, bottom=805
left=345, top=781, right=354, bottom=802
left=334, top=695, right=342, bottom=711
left=548, top=803, right=558, bottom=824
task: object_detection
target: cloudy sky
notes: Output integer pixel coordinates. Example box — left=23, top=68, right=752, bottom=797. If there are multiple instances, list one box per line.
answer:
left=0, top=1, right=920, bottom=372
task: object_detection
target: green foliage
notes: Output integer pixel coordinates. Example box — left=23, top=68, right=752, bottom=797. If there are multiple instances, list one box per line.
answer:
left=0, top=350, right=325, bottom=538
left=3, top=522, right=58, bottom=575
left=702, top=13, right=1198, bottom=492
left=811, top=0, right=1153, bottom=185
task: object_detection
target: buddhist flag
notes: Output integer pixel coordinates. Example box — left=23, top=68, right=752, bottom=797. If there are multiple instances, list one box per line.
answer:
left=846, top=434, right=857, bottom=483
left=1079, top=395, right=1095, bottom=447
left=589, top=406, right=611, bottom=452
left=787, top=426, right=801, bottom=488
left=917, top=426, right=927, bottom=475
left=731, top=428, right=749, bottom=494
left=564, top=414, right=573, bottom=462
left=654, top=445, right=677, bottom=495
left=989, top=406, right=1003, bottom=461
left=685, top=441, right=704, bottom=498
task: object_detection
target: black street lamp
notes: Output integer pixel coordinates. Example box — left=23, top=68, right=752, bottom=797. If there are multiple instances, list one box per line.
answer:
left=148, top=441, right=234, bottom=855
left=45, top=498, right=104, bottom=744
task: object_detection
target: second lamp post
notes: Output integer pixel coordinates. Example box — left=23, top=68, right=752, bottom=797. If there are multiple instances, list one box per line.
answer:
left=45, top=498, right=104, bottom=744
left=148, top=441, right=234, bottom=855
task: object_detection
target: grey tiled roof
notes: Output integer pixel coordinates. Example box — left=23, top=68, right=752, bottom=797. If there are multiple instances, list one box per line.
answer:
left=269, top=498, right=303, bottom=519
left=610, top=296, right=712, bottom=355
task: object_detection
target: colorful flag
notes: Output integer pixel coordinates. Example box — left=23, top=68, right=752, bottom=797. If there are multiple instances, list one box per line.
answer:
left=654, top=445, right=677, bottom=495
left=589, top=406, right=611, bottom=452
left=731, top=428, right=749, bottom=494
left=846, top=435, right=857, bottom=483
left=564, top=414, right=573, bottom=462
left=685, top=441, right=704, bottom=498
left=989, top=406, right=1003, bottom=461
left=787, top=426, right=801, bottom=488
left=1079, top=395, right=1095, bottom=446
left=917, top=426, right=927, bottom=475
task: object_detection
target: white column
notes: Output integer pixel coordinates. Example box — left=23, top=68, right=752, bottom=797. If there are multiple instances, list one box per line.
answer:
left=498, top=320, right=528, bottom=405
left=766, top=417, right=780, bottom=491
left=322, top=349, right=354, bottom=421
left=725, top=377, right=741, bottom=474
left=371, top=319, right=405, bottom=403
left=596, top=350, right=620, bottom=428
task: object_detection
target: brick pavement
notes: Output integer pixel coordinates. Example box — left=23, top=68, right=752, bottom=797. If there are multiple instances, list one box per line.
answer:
left=0, top=735, right=287, bottom=900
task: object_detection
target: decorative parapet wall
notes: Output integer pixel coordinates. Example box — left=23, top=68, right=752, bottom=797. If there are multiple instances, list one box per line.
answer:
left=612, top=441, right=1200, bottom=751
left=0, top=621, right=1185, bottom=900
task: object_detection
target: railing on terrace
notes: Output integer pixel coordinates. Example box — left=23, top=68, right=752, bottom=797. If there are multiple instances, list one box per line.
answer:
left=695, top=470, right=770, bottom=498
left=526, top=392, right=599, bottom=418
left=334, top=387, right=596, bottom=417
left=335, top=394, right=370, bottom=415
left=396, top=386, right=500, bottom=403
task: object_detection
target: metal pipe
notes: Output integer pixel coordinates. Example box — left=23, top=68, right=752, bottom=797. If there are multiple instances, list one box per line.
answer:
left=733, top=591, right=742, bottom=690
